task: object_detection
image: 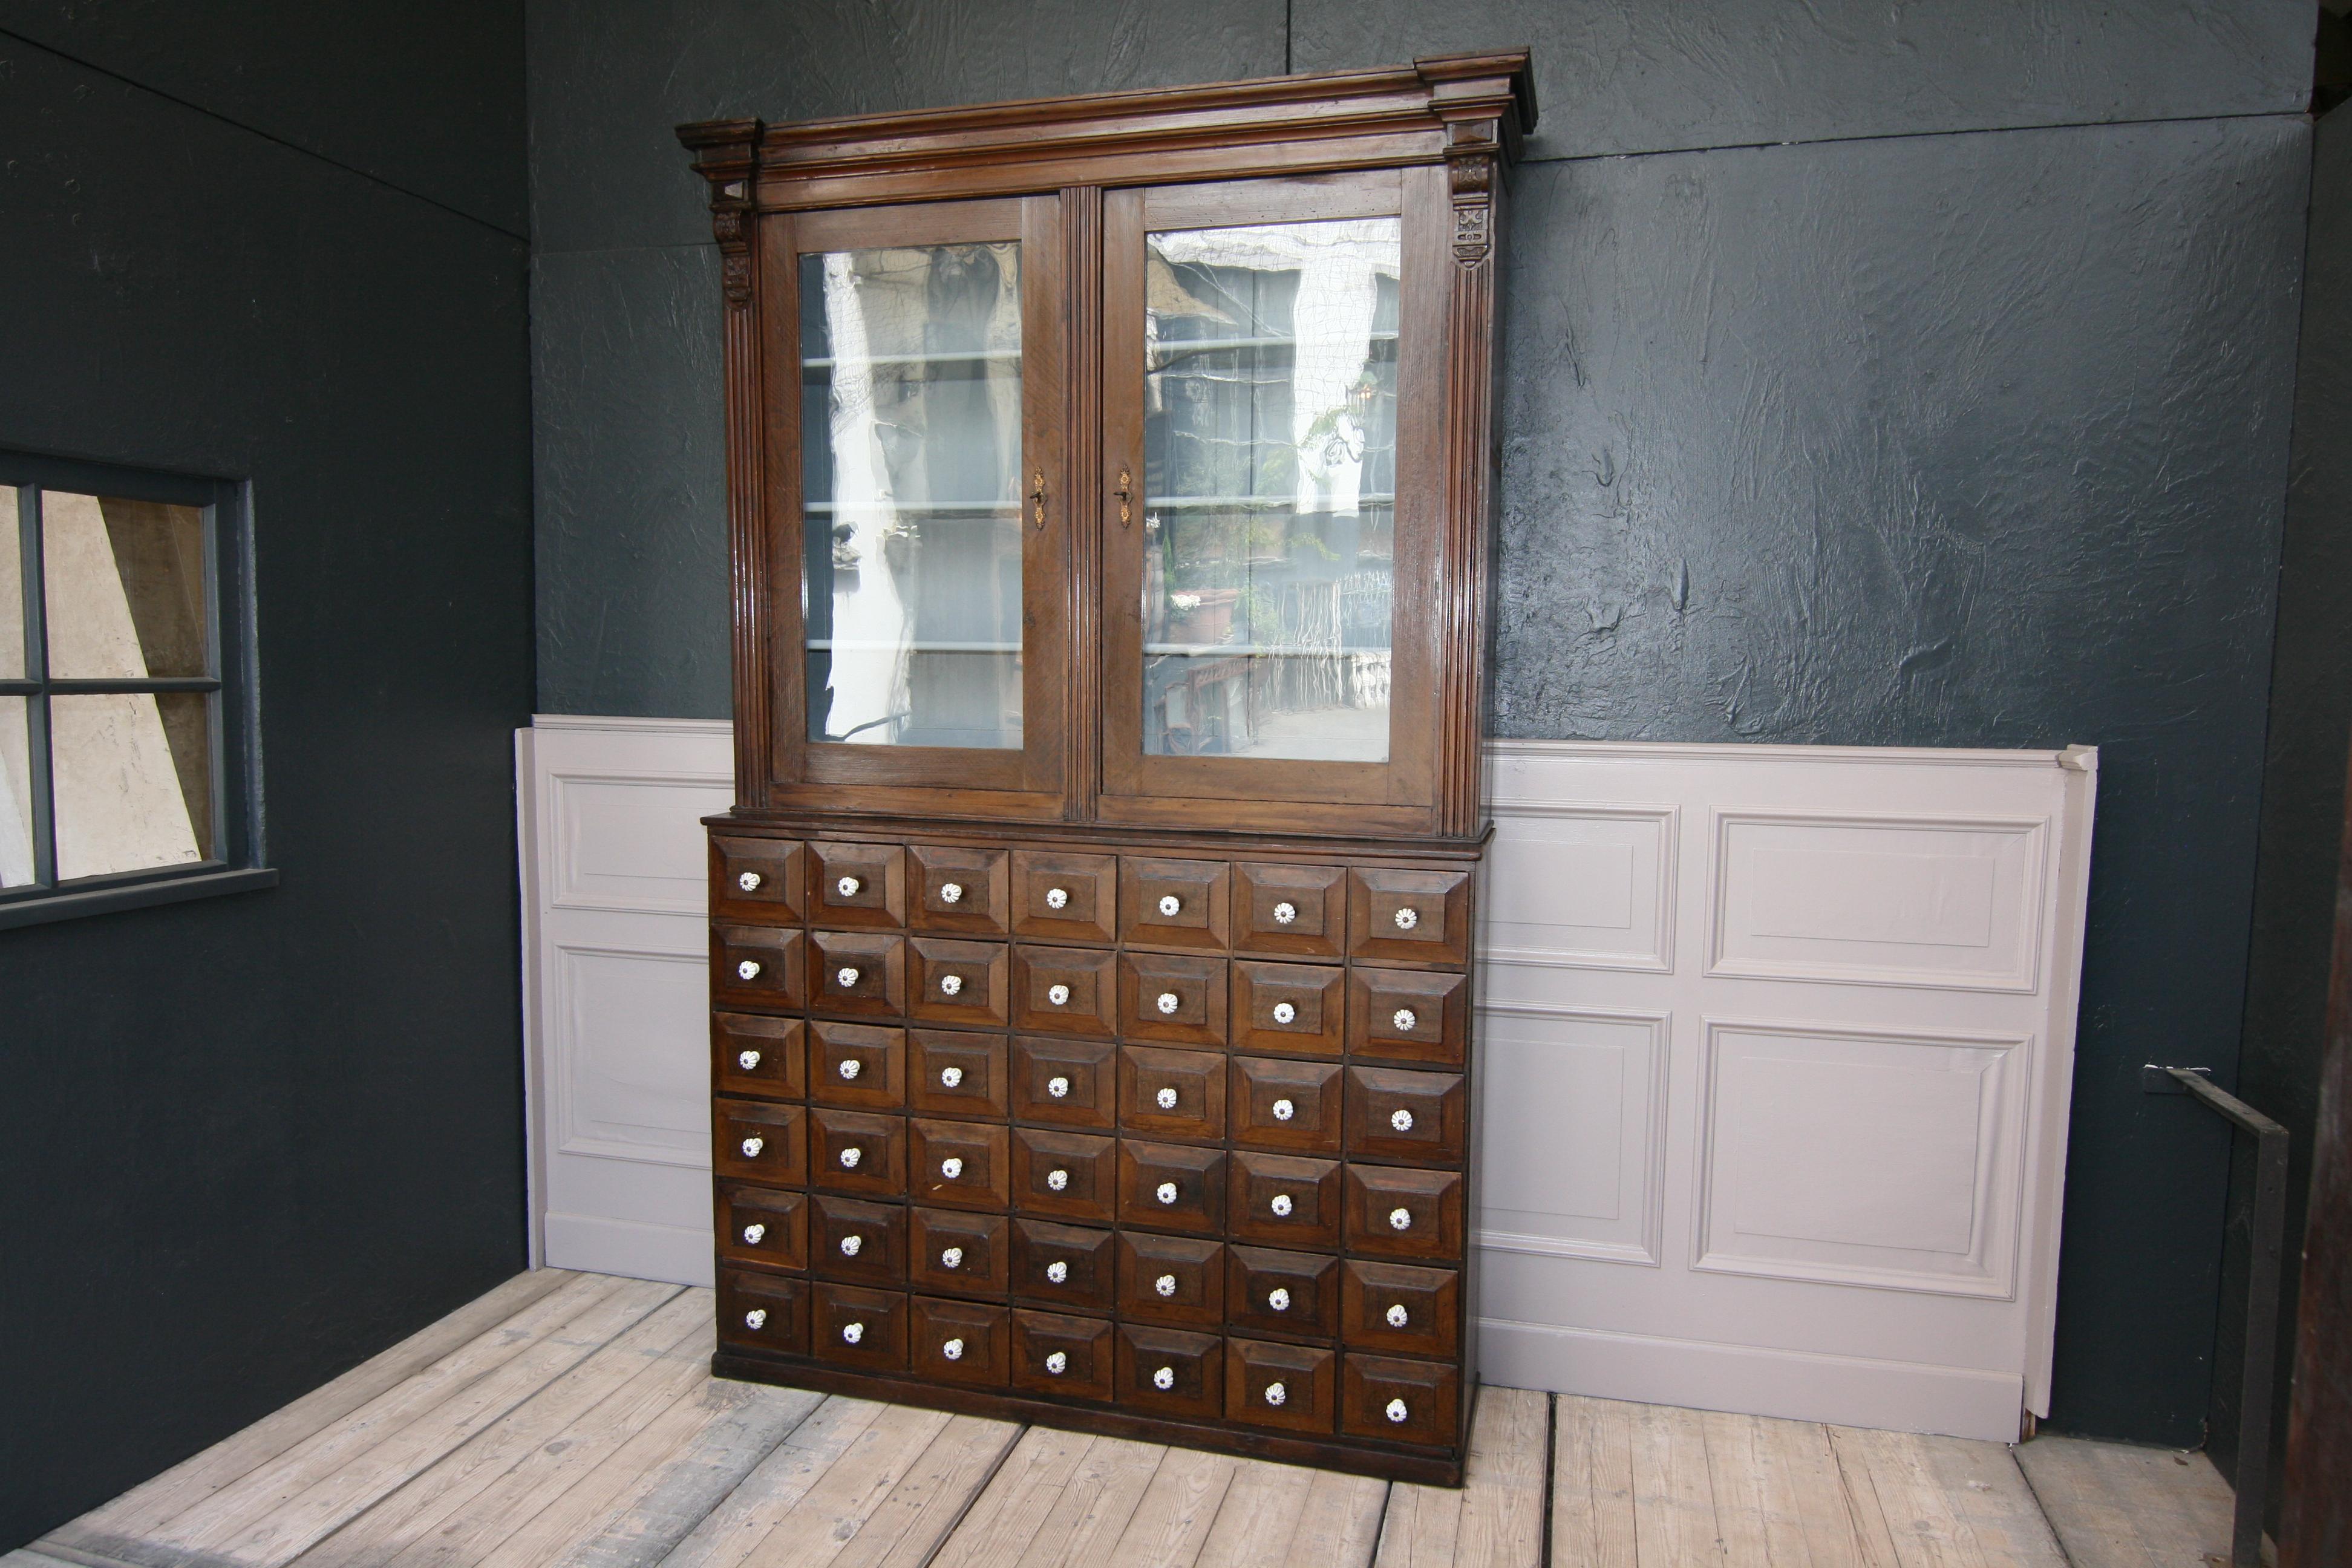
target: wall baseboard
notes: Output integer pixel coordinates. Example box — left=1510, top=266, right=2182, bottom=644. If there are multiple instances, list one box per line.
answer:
left=543, top=1211, right=715, bottom=1289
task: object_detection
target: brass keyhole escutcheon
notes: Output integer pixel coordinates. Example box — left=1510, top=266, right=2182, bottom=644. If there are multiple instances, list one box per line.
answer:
left=1031, top=469, right=1047, bottom=529
left=1116, top=467, right=1132, bottom=528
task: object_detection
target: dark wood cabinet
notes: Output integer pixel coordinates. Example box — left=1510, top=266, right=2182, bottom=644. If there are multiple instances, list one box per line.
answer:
left=683, top=48, right=1530, bottom=1486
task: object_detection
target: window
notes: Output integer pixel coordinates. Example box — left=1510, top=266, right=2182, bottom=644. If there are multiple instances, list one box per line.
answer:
left=1, top=452, right=271, bottom=927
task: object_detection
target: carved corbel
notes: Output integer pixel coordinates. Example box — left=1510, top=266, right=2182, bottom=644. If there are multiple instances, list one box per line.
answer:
left=1442, top=117, right=1501, bottom=267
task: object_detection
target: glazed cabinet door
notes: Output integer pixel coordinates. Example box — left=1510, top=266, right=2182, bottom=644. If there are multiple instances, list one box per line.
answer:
left=756, top=195, right=1071, bottom=817
left=1099, top=171, right=1453, bottom=835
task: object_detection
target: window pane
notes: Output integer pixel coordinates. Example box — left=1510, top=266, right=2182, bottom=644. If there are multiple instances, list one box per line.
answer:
left=1142, top=217, right=1399, bottom=762
left=42, top=491, right=211, bottom=679
left=53, top=690, right=212, bottom=878
left=1, top=487, right=23, bottom=679
left=0, top=695, right=32, bottom=886
left=800, top=243, right=1024, bottom=749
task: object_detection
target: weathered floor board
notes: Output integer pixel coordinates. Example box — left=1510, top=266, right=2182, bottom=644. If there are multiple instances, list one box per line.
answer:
left=27, top=1270, right=2247, bottom=1568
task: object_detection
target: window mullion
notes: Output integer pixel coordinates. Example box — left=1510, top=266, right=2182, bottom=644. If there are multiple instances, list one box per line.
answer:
left=20, top=485, right=56, bottom=887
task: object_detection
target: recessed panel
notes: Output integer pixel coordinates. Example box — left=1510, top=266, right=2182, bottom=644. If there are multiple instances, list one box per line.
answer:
left=553, top=776, right=731, bottom=913
left=558, top=946, right=710, bottom=1166
left=1474, top=1004, right=1667, bottom=1266
left=1483, top=804, right=1674, bottom=973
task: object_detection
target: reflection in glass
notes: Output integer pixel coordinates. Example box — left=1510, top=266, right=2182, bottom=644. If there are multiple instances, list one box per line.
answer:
left=1142, top=217, right=1400, bottom=762
left=0, top=696, right=31, bottom=886
left=801, top=243, right=1024, bottom=748
left=42, top=492, right=211, bottom=679
left=53, top=691, right=213, bottom=878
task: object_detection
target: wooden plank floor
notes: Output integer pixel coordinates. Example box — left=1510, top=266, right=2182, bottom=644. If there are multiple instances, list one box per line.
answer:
left=8, top=1269, right=2247, bottom=1568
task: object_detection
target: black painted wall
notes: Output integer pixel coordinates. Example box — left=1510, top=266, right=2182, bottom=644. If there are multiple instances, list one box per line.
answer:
left=0, top=6, right=532, bottom=1546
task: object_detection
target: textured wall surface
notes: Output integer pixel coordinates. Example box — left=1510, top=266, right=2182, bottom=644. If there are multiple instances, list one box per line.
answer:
left=0, top=17, right=532, bottom=1545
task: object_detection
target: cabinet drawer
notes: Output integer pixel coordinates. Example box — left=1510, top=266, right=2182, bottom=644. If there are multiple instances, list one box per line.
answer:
left=810, top=930, right=906, bottom=1019
left=1009, top=1036, right=1116, bottom=1129
left=713, top=1099, right=805, bottom=1185
left=712, top=925, right=805, bottom=1010
left=1118, top=1045, right=1226, bottom=1142
left=909, top=844, right=1008, bottom=936
left=713, top=1013, right=805, bottom=1100
left=1010, top=850, right=1116, bottom=942
left=910, top=1118, right=1011, bottom=1210
left=1341, top=1260, right=1460, bottom=1359
left=1347, top=967, right=1468, bottom=1068
left=1344, top=1165, right=1465, bottom=1262
left=1231, top=961, right=1345, bottom=1056
left=1010, top=946, right=1117, bottom=1037
left=911, top=1295, right=1010, bottom=1387
left=809, top=1195, right=906, bottom=1285
left=1347, top=867, right=1470, bottom=967
left=1011, top=1309, right=1114, bottom=1401
left=710, top=836, right=805, bottom=923
left=1344, top=1066, right=1467, bottom=1165
left=1341, top=1353, right=1460, bottom=1448
left=1010, top=1127, right=1117, bottom=1223
left=718, top=1268, right=807, bottom=1357
left=716, top=1183, right=808, bottom=1272
left=1115, top=1233, right=1224, bottom=1328
left=809, top=1108, right=906, bottom=1198
left=808, top=1021, right=906, bottom=1109
left=1117, top=952, right=1227, bottom=1045
left=1227, top=1246, right=1340, bottom=1340
left=1232, top=863, right=1347, bottom=959
left=809, top=841, right=906, bottom=929
left=910, top=1208, right=1010, bottom=1298
left=909, top=937, right=1010, bottom=1028
left=1116, top=1325, right=1223, bottom=1419
left=1227, top=1151, right=1344, bottom=1249
left=1118, top=856, right=1230, bottom=951
left=1227, top=1338, right=1337, bottom=1434
left=1011, top=1218, right=1116, bottom=1312
left=811, top=1281, right=909, bottom=1372
left=909, top=1030, right=1008, bottom=1120
left=1117, top=1141, right=1226, bottom=1236
left=1229, top=1056, right=1343, bottom=1154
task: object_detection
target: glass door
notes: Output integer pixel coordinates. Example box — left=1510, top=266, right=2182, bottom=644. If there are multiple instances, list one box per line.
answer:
left=762, top=195, right=1068, bottom=815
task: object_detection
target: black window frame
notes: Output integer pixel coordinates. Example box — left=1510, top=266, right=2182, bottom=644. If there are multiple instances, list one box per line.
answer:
left=1, top=450, right=273, bottom=928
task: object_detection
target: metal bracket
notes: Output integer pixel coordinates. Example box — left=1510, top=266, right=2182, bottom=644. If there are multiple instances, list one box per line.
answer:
left=2141, top=1063, right=2212, bottom=1094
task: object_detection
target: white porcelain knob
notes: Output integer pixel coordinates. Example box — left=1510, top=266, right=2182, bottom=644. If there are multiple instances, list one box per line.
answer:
left=837, top=875, right=861, bottom=897
left=737, top=1050, right=761, bottom=1070
left=1272, top=1098, right=1295, bottom=1122
left=1155, top=1086, right=1178, bottom=1110
left=742, top=1223, right=766, bottom=1244
left=1047, top=1168, right=1070, bottom=1191
left=1391, top=1008, right=1418, bottom=1033
left=942, top=1337, right=964, bottom=1361
left=1389, top=1206, right=1413, bottom=1231
left=841, top=1321, right=864, bottom=1345
left=1156, top=991, right=1180, bottom=1015
left=1264, top=1382, right=1287, bottom=1407
left=1387, top=1398, right=1410, bottom=1423
left=940, top=1065, right=964, bottom=1088
left=1155, top=1273, right=1177, bottom=1297
left=1271, top=1001, right=1296, bottom=1025
left=737, top=871, right=762, bottom=891
left=1393, top=906, right=1419, bottom=930
left=1047, top=984, right=1071, bottom=1007
left=838, top=1058, right=861, bottom=1080
left=1390, top=1108, right=1415, bottom=1132
left=1045, top=1350, right=1068, bottom=1374
left=1046, top=1260, right=1068, bottom=1284
left=1268, top=1287, right=1291, bottom=1312
left=839, top=1147, right=862, bottom=1169
left=940, top=1156, right=964, bottom=1180
left=1155, top=1181, right=1179, bottom=1206
left=835, top=965, right=860, bottom=988
left=737, top=960, right=762, bottom=981
left=740, top=1137, right=764, bottom=1158
left=1047, top=1075, right=1070, bottom=1099
left=744, top=1308, right=767, bottom=1330
left=840, top=1234, right=862, bottom=1256
left=941, top=1246, right=963, bottom=1269
left=1045, top=886, right=1069, bottom=910
left=1152, top=1366, right=1175, bottom=1391
left=939, top=973, right=964, bottom=997
left=1157, top=893, right=1182, bottom=916
left=1387, top=1303, right=1410, bottom=1329
left=939, top=881, right=964, bottom=904
left=1270, top=1194, right=1293, bottom=1217
left=1272, top=900, right=1297, bottom=925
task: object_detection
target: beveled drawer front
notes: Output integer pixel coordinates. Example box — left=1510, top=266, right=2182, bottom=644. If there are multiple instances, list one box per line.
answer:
left=1116, top=1325, right=1224, bottom=1419
left=809, top=1021, right=907, bottom=1109
left=911, top=1295, right=1010, bottom=1387
left=1118, top=1045, right=1226, bottom=1142
left=1232, top=863, right=1347, bottom=959
left=714, top=1099, right=806, bottom=1185
left=1227, top=1151, right=1344, bottom=1249
left=711, top=836, right=805, bottom=923
left=716, top=1183, right=808, bottom=1272
left=1231, top=961, right=1345, bottom=1057
left=714, top=1013, right=806, bottom=1100
left=1011, top=1127, right=1117, bottom=1223
left=908, top=937, right=1010, bottom=1028
left=1012, top=1309, right=1114, bottom=1401
left=909, top=1030, right=1009, bottom=1120
left=910, top=1118, right=1011, bottom=1210
left=909, top=844, right=1009, bottom=936
left=811, top=1281, right=909, bottom=1371
left=809, top=1108, right=907, bottom=1198
left=1011, top=1218, right=1116, bottom=1311
left=1010, top=850, right=1116, bottom=943
left=911, top=1207, right=1010, bottom=1298
left=1347, top=967, right=1468, bottom=1068
left=718, top=1268, right=807, bottom=1356
left=809, top=1195, right=906, bottom=1285
left=1117, top=1141, right=1226, bottom=1235
left=810, top=930, right=907, bottom=1019
left=1340, top=1260, right=1460, bottom=1359
left=1227, top=1338, right=1338, bottom=1434
left=1117, top=951, right=1228, bottom=1045
left=1010, top=1036, right=1116, bottom=1129
left=1227, top=1246, right=1341, bottom=1340
left=1010, top=946, right=1117, bottom=1038
left=712, top=925, right=805, bottom=1010
left=1229, top=1056, right=1344, bottom=1154
left=1347, top=867, right=1470, bottom=967
left=1115, top=1232, right=1224, bottom=1328
left=1118, top=856, right=1230, bottom=951
left=809, top=841, right=906, bottom=929
left=1343, top=1165, right=1465, bottom=1261
left=1344, top=1066, right=1468, bottom=1165
left=1341, top=1353, right=1460, bottom=1448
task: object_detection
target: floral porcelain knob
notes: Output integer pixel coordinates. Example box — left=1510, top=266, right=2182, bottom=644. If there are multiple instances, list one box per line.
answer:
left=739, top=1137, right=764, bottom=1158
left=737, top=1050, right=761, bottom=1071
left=841, top=1321, right=864, bottom=1345
left=838, top=1059, right=862, bottom=1080
left=742, top=1223, right=765, bottom=1244
left=1386, top=1398, right=1410, bottom=1424
left=835, top=965, right=861, bottom=989
left=1267, top=1287, right=1291, bottom=1312
left=839, top=1147, right=862, bottom=1169
left=1155, top=1273, right=1177, bottom=1297
left=1045, top=1260, right=1069, bottom=1284
left=939, top=973, right=964, bottom=997
left=1270, top=1193, right=1293, bottom=1217
left=840, top=1234, right=863, bottom=1256
left=737, top=871, right=762, bottom=891
left=1152, top=1366, right=1175, bottom=1391
left=940, top=1157, right=964, bottom=1180
left=942, top=1338, right=964, bottom=1361
left=1156, top=991, right=1180, bottom=1015
left=1272, top=1098, right=1295, bottom=1122
left=837, top=875, right=861, bottom=897
left=1045, top=886, right=1069, bottom=910
left=1393, top=906, right=1419, bottom=930
left=1386, top=1303, right=1410, bottom=1329
left=939, top=881, right=964, bottom=904
left=1272, top=900, right=1297, bottom=925
left=1389, top=1206, right=1413, bottom=1231
left=737, top=960, right=762, bottom=981
left=1047, top=1075, right=1070, bottom=1098
left=1155, top=1086, right=1178, bottom=1110
left=743, top=1308, right=767, bottom=1330
left=1047, top=984, right=1071, bottom=1007
left=939, top=1065, right=964, bottom=1088
left=1390, top=1108, right=1415, bottom=1132
left=1271, top=1001, right=1296, bottom=1025
left=1155, top=1181, right=1179, bottom=1206
left=1157, top=893, right=1182, bottom=916
left=1047, top=1168, right=1070, bottom=1191
left=941, top=1246, right=964, bottom=1269
left=1392, top=1008, right=1418, bottom=1033
left=1045, top=1350, right=1068, bottom=1374
left=1264, top=1382, right=1287, bottom=1408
